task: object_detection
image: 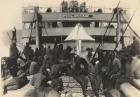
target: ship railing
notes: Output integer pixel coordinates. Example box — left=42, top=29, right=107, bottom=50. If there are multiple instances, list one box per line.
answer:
left=22, top=6, right=128, bottom=14
left=1, top=57, right=9, bottom=80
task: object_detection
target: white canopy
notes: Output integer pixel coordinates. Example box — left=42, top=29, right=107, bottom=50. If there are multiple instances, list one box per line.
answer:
left=65, top=23, right=94, bottom=55
left=65, top=23, right=94, bottom=41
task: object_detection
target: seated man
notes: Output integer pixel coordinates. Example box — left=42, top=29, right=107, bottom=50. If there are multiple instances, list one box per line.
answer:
left=58, top=46, right=73, bottom=64
left=108, top=47, right=140, bottom=97
left=3, top=69, right=29, bottom=95
left=24, top=66, right=61, bottom=97
left=132, top=36, right=140, bottom=55
left=29, top=57, right=41, bottom=75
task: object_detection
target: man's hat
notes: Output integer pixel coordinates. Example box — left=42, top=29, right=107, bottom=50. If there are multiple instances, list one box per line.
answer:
left=66, top=46, right=73, bottom=51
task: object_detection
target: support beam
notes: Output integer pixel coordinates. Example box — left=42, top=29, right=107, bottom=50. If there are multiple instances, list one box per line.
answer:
left=116, top=8, right=122, bottom=49
left=34, top=7, right=42, bottom=49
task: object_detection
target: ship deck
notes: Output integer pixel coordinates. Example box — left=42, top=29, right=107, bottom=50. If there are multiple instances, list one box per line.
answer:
left=0, top=76, right=104, bottom=97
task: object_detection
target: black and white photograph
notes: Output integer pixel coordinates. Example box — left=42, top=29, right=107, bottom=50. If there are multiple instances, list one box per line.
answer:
left=1, top=0, right=140, bottom=97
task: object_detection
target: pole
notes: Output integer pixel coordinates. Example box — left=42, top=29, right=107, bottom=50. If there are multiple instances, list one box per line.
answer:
left=114, top=0, right=140, bottom=51
left=116, top=8, right=122, bottom=49
left=7, top=32, right=12, bottom=41
left=79, top=40, right=82, bottom=54
left=76, top=40, right=79, bottom=55
left=91, top=1, right=121, bottom=63
left=34, top=7, right=41, bottom=49
left=76, top=40, right=82, bottom=55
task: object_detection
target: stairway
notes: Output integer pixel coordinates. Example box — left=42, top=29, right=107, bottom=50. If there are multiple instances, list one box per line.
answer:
left=61, top=76, right=92, bottom=93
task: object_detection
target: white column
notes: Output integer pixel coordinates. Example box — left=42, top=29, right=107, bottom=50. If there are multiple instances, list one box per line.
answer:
left=116, top=8, right=122, bottom=49
left=76, top=40, right=82, bottom=55
left=79, top=40, right=82, bottom=54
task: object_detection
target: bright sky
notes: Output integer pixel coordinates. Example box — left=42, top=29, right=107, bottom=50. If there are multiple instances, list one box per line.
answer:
left=0, top=0, right=140, bottom=57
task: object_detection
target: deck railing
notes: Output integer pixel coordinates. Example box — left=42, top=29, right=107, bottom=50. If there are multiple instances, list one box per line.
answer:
left=22, top=6, right=128, bottom=14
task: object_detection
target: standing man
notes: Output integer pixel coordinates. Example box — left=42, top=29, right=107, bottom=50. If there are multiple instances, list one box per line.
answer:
left=23, top=42, right=31, bottom=60
left=132, top=36, right=140, bottom=55
left=8, top=28, right=19, bottom=76
left=108, top=51, right=121, bottom=89
left=12, top=27, right=17, bottom=43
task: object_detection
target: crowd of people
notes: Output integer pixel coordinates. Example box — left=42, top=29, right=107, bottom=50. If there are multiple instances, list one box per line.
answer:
left=61, top=1, right=87, bottom=12
left=2, top=35, right=140, bottom=97
left=2, top=41, right=75, bottom=96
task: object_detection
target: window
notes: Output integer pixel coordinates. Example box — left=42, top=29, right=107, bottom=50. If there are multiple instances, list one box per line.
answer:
left=29, top=37, right=36, bottom=44
left=62, top=21, right=90, bottom=27
left=62, top=21, right=77, bottom=27
left=93, top=35, right=115, bottom=43
left=52, top=22, right=58, bottom=28
left=48, top=22, right=52, bottom=28
left=57, top=22, right=63, bottom=27
left=41, top=36, right=67, bottom=43
left=23, top=23, right=31, bottom=29
left=80, top=21, right=90, bottom=27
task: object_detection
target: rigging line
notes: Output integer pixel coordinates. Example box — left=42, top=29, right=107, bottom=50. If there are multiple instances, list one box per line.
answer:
left=122, top=15, right=140, bottom=39
left=128, top=25, right=140, bottom=39
left=93, top=10, right=115, bottom=56
left=7, top=30, right=22, bottom=49
left=112, top=0, right=119, bottom=7
left=114, top=1, right=140, bottom=50
left=107, top=28, right=113, bottom=36
left=44, top=22, right=48, bottom=36
left=20, top=9, right=36, bottom=55
left=91, top=0, right=121, bottom=61
left=44, top=21, right=48, bottom=45
left=101, top=0, right=121, bottom=42
left=7, top=32, right=12, bottom=41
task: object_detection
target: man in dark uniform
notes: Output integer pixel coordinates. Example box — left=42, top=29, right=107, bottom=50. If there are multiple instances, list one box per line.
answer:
left=58, top=46, right=73, bottom=64
left=7, top=28, right=19, bottom=77
left=53, top=42, right=59, bottom=63
left=9, top=42, right=19, bottom=59
left=8, top=42, right=19, bottom=77
left=132, top=36, right=140, bottom=55
left=23, top=42, right=32, bottom=60
left=108, top=48, right=140, bottom=97
left=108, top=51, right=121, bottom=89
left=12, top=27, right=16, bottom=43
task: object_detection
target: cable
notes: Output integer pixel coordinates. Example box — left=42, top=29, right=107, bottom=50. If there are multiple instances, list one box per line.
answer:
left=28, top=9, right=36, bottom=44
left=122, top=15, right=140, bottom=39
left=128, top=25, right=140, bottom=39
left=91, top=0, right=121, bottom=62
left=101, top=0, right=121, bottom=44
left=44, top=22, right=48, bottom=36
left=114, top=0, right=140, bottom=50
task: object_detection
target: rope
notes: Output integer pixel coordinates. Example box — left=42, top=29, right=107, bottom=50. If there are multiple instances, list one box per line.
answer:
left=100, top=2, right=140, bottom=68
left=44, top=22, right=48, bottom=36
left=114, top=0, right=140, bottom=50
left=101, top=0, right=121, bottom=43
left=19, top=9, right=36, bottom=56
left=128, top=25, right=140, bottom=39
left=28, top=10, right=36, bottom=44
left=91, top=0, right=121, bottom=62
left=122, top=15, right=140, bottom=39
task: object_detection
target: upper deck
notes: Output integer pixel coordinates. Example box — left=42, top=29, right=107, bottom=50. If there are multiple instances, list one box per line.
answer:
left=22, top=6, right=128, bottom=23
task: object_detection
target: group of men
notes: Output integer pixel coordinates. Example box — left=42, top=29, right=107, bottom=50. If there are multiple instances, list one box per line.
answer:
left=61, top=1, right=87, bottom=12
left=2, top=33, right=140, bottom=97
left=2, top=40, right=74, bottom=96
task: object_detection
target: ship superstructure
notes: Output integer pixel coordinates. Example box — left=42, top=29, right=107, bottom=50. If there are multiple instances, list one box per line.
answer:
left=21, top=1, right=132, bottom=51
left=1, top=1, right=140, bottom=96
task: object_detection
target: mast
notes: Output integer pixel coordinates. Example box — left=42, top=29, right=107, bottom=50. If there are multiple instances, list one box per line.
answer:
left=12, top=27, right=17, bottom=44
left=34, top=7, right=42, bottom=49
left=116, top=8, right=122, bottom=49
